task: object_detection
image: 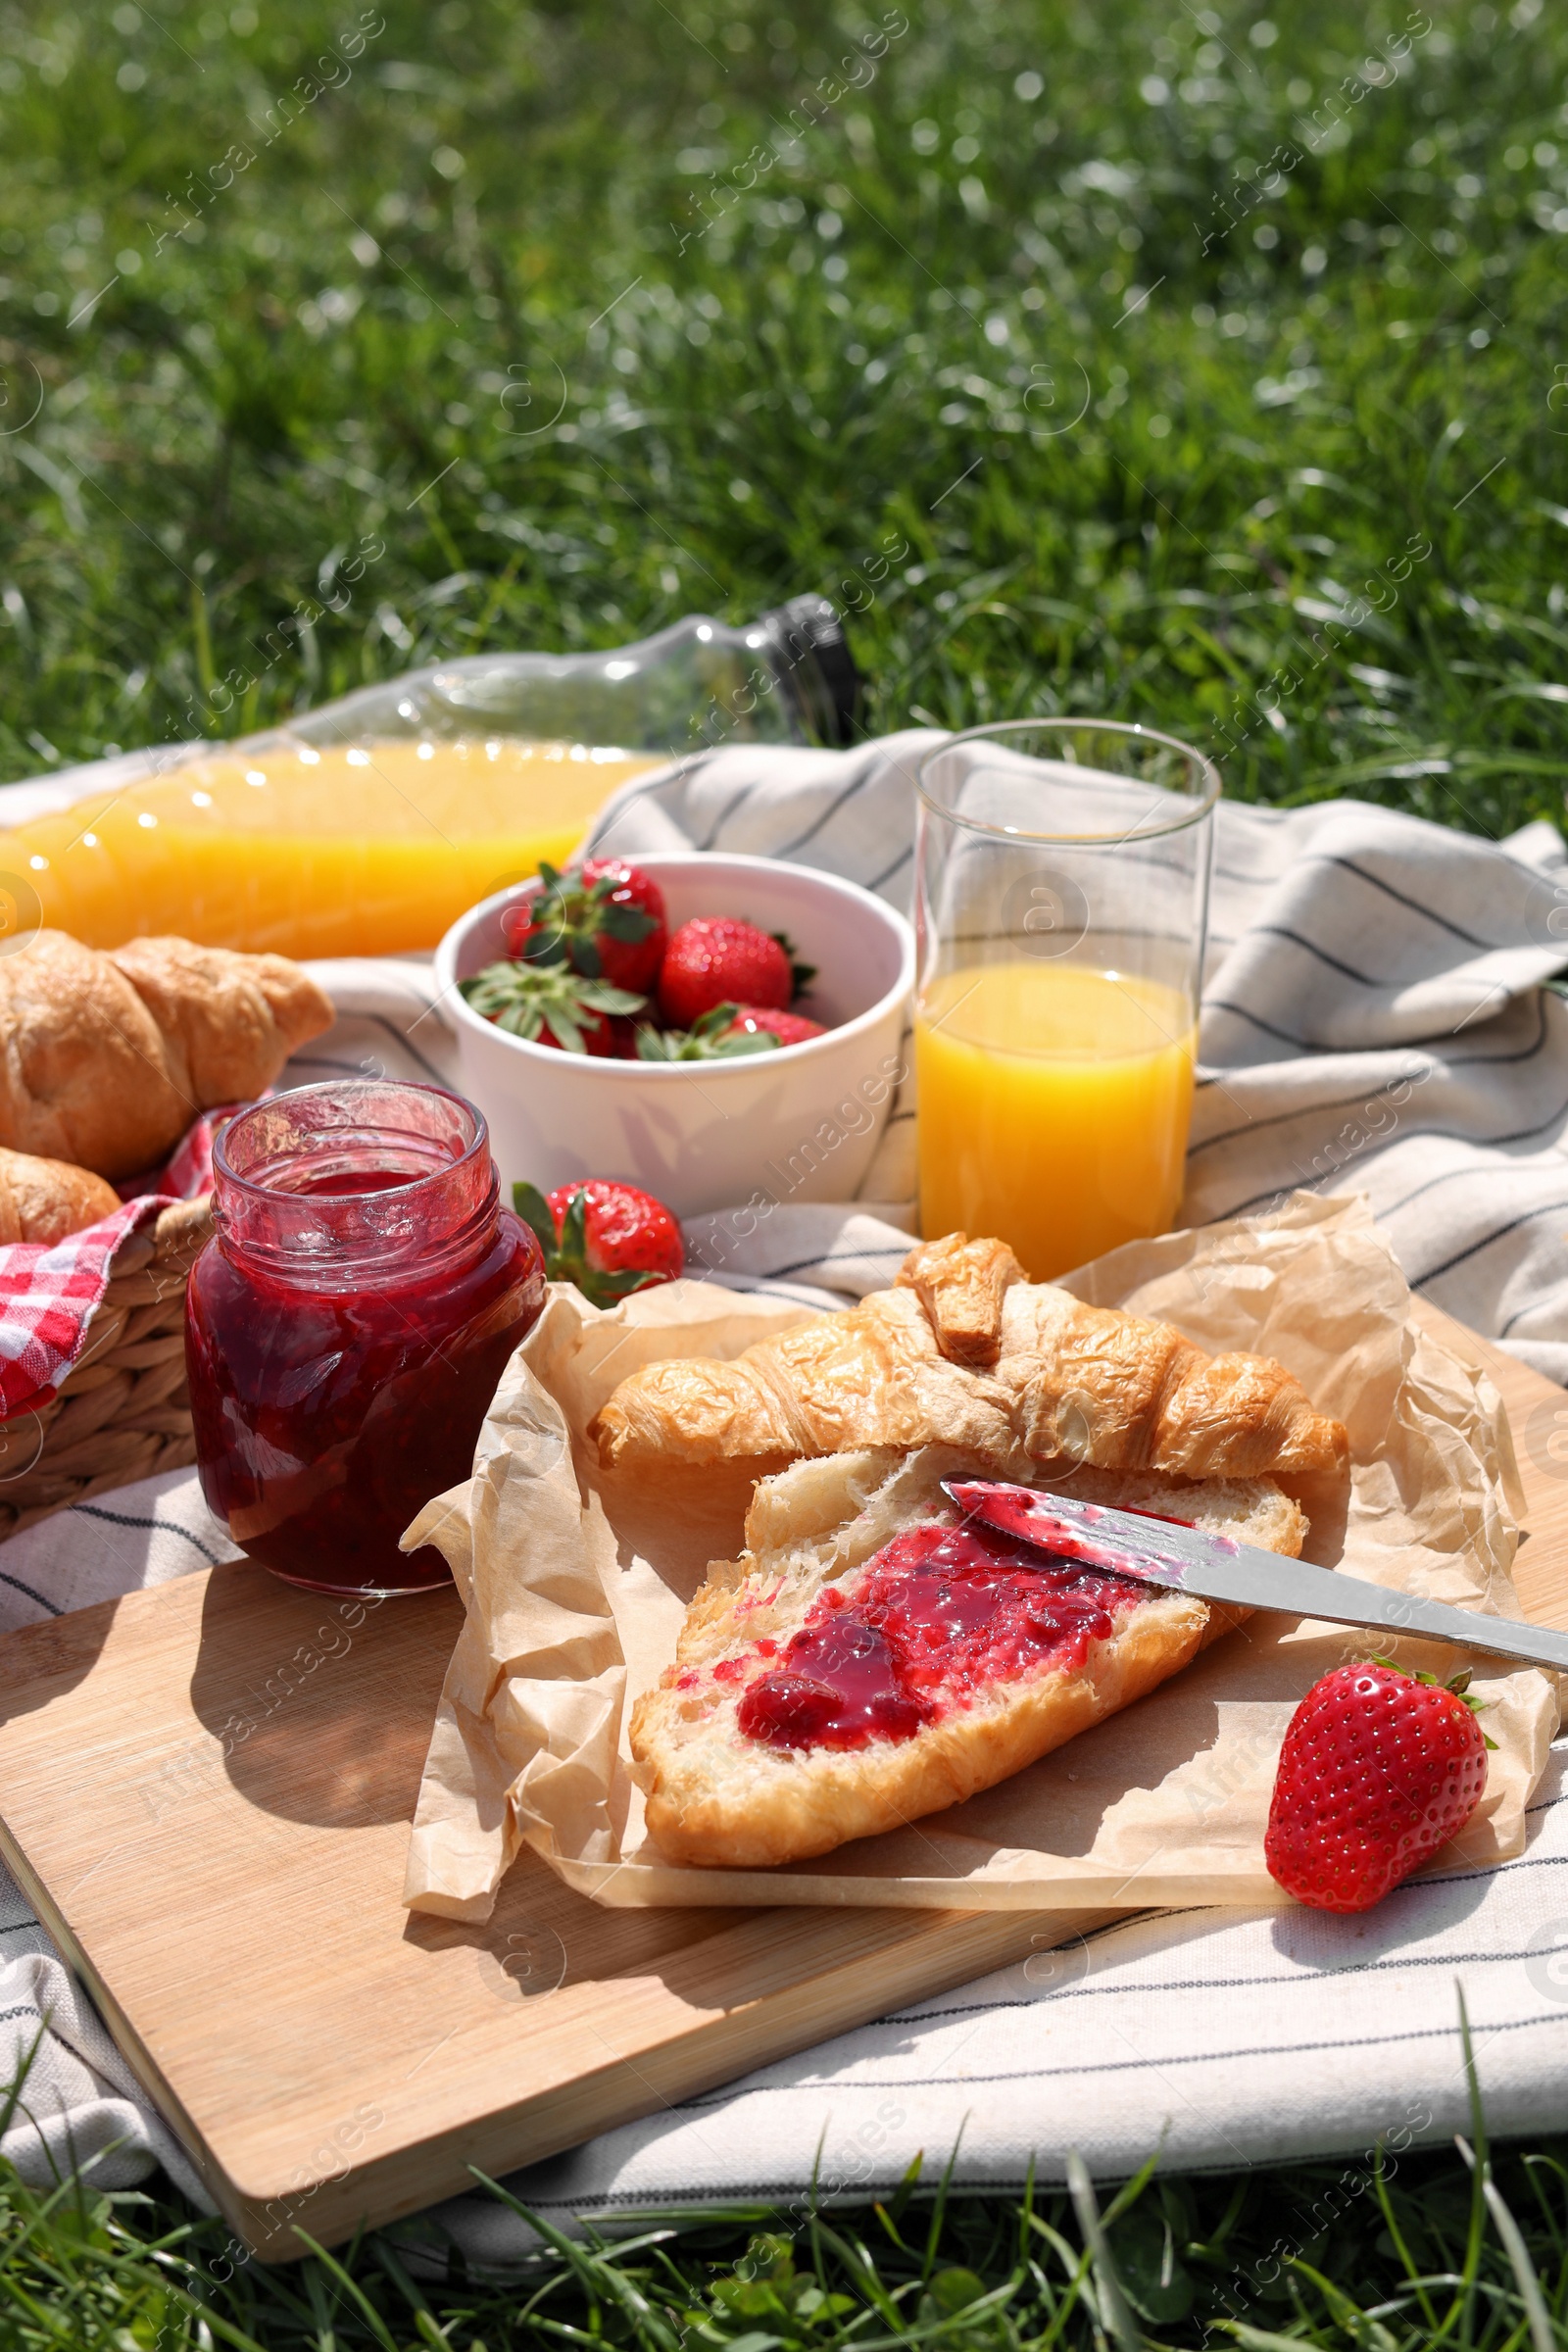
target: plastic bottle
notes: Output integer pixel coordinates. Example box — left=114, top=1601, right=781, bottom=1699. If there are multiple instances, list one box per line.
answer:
left=285, top=593, right=862, bottom=757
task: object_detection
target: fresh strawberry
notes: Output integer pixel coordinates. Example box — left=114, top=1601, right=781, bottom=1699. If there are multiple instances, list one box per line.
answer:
left=1265, top=1658, right=1491, bottom=1914
left=458, top=957, right=646, bottom=1054
left=513, top=1177, right=684, bottom=1306
left=725, top=1004, right=826, bottom=1047
left=634, top=1002, right=781, bottom=1060
left=658, top=917, right=804, bottom=1027
left=502, top=858, right=667, bottom=994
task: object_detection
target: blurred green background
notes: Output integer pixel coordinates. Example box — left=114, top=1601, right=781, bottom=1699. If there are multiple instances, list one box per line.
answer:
left=1, top=0, right=1565, bottom=835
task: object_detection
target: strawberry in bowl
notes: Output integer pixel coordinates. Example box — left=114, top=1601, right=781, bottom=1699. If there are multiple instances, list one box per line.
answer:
left=463, top=859, right=831, bottom=1064
left=464, top=858, right=668, bottom=1054
left=657, top=916, right=813, bottom=1028
left=458, top=960, right=645, bottom=1054
left=436, top=851, right=915, bottom=1218
left=724, top=1005, right=826, bottom=1047
left=504, top=858, right=667, bottom=994
left=634, top=1003, right=828, bottom=1059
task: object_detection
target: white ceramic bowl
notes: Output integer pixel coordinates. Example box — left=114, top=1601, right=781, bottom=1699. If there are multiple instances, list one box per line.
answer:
left=434, top=853, right=914, bottom=1217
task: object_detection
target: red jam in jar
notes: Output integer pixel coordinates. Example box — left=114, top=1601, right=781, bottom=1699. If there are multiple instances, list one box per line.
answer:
left=186, top=1080, right=545, bottom=1597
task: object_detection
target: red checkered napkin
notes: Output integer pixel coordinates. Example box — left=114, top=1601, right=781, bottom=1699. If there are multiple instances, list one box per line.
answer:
left=0, top=1110, right=228, bottom=1425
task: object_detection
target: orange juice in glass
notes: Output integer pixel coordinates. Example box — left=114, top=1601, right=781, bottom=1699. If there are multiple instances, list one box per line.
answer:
left=913, top=720, right=1217, bottom=1280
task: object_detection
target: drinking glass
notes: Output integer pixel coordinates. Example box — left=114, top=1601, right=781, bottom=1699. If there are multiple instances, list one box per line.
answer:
left=913, top=720, right=1218, bottom=1280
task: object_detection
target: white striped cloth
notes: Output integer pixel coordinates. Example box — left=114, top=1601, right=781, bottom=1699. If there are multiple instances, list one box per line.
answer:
left=416, top=1741, right=1568, bottom=2262
left=0, top=1862, right=205, bottom=2205
left=4, top=734, right=1568, bottom=2235
left=585, top=734, right=1568, bottom=1384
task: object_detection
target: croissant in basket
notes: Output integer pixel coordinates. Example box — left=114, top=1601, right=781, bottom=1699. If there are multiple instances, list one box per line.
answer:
left=592, top=1233, right=1349, bottom=1500
left=0, top=931, right=332, bottom=1179
left=0, top=1147, right=120, bottom=1245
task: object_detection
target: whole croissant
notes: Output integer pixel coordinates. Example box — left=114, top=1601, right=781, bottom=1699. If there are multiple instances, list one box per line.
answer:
left=0, top=932, right=332, bottom=1179
left=591, top=1233, right=1349, bottom=1494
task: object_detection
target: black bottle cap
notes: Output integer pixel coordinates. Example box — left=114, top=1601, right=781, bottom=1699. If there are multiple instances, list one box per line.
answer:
left=752, top=594, right=863, bottom=748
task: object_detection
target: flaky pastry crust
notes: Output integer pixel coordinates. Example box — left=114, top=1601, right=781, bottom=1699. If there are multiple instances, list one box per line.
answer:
left=0, top=931, right=332, bottom=1178
left=592, top=1231, right=1348, bottom=1497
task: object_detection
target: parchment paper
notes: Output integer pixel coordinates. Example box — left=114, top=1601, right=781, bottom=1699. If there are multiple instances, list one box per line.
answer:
left=402, top=1193, right=1558, bottom=1920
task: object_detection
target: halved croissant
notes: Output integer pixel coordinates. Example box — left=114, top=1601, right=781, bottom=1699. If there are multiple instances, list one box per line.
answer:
left=631, top=1446, right=1304, bottom=1869
left=590, top=1231, right=1348, bottom=1494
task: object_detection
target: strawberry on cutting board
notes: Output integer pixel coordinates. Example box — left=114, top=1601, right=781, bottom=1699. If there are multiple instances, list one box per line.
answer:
left=657, top=916, right=815, bottom=1028
left=504, top=858, right=667, bottom=994
left=1265, top=1658, right=1490, bottom=1914
left=514, top=1178, right=685, bottom=1306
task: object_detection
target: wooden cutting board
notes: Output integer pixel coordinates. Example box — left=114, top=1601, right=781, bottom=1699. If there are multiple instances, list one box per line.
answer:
left=0, top=1298, right=1562, bottom=2260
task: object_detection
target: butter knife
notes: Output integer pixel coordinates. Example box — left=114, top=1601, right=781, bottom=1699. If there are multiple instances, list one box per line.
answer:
left=942, top=1480, right=1568, bottom=1675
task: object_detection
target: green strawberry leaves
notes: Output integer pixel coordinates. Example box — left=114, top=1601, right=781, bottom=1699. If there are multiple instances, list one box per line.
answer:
left=770, top=929, right=817, bottom=998
left=597, top=901, right=659, bottom=940
left=512, top=1180, right=558, bottom=1257
left=460, top=956, right=645, bottom=1052
left=524, top=860, right=657, bottom=981
left=513, top=1180, right=665, bottom=1306
left=634, top=1003, right=781, bottom=1061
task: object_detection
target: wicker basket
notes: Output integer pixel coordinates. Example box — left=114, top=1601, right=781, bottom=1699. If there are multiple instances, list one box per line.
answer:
left=0, top=1197, right=213, bottom=1544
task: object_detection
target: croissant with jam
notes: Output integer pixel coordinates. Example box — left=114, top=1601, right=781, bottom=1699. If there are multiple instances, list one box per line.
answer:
left=592, top=1233, right=1349, bottom=1499
left=631, top=1445, right=1306, bottom=1869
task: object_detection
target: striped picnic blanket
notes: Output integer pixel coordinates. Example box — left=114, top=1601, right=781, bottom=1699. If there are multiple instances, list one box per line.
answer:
left=3, top=732, right=1567, bottom=2249
left=584, top=731, right=1568, bottom=1383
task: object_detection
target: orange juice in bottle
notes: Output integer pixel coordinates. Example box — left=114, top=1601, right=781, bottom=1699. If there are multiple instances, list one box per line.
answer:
left=0, top=597, right=863, bottom=956
left=0, top=738, right=662, bottom=957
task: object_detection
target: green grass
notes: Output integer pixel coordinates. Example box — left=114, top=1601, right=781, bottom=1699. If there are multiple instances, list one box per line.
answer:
left=2, top=0, right=1566, bottom=836
left=9, top=2091, right=1568, bottom=2349
left=4, top=0, right=1568, bottom=2340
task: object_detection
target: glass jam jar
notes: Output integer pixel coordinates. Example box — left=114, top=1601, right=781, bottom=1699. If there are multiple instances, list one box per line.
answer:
left=186, top=1080, right=545, bottom=1597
